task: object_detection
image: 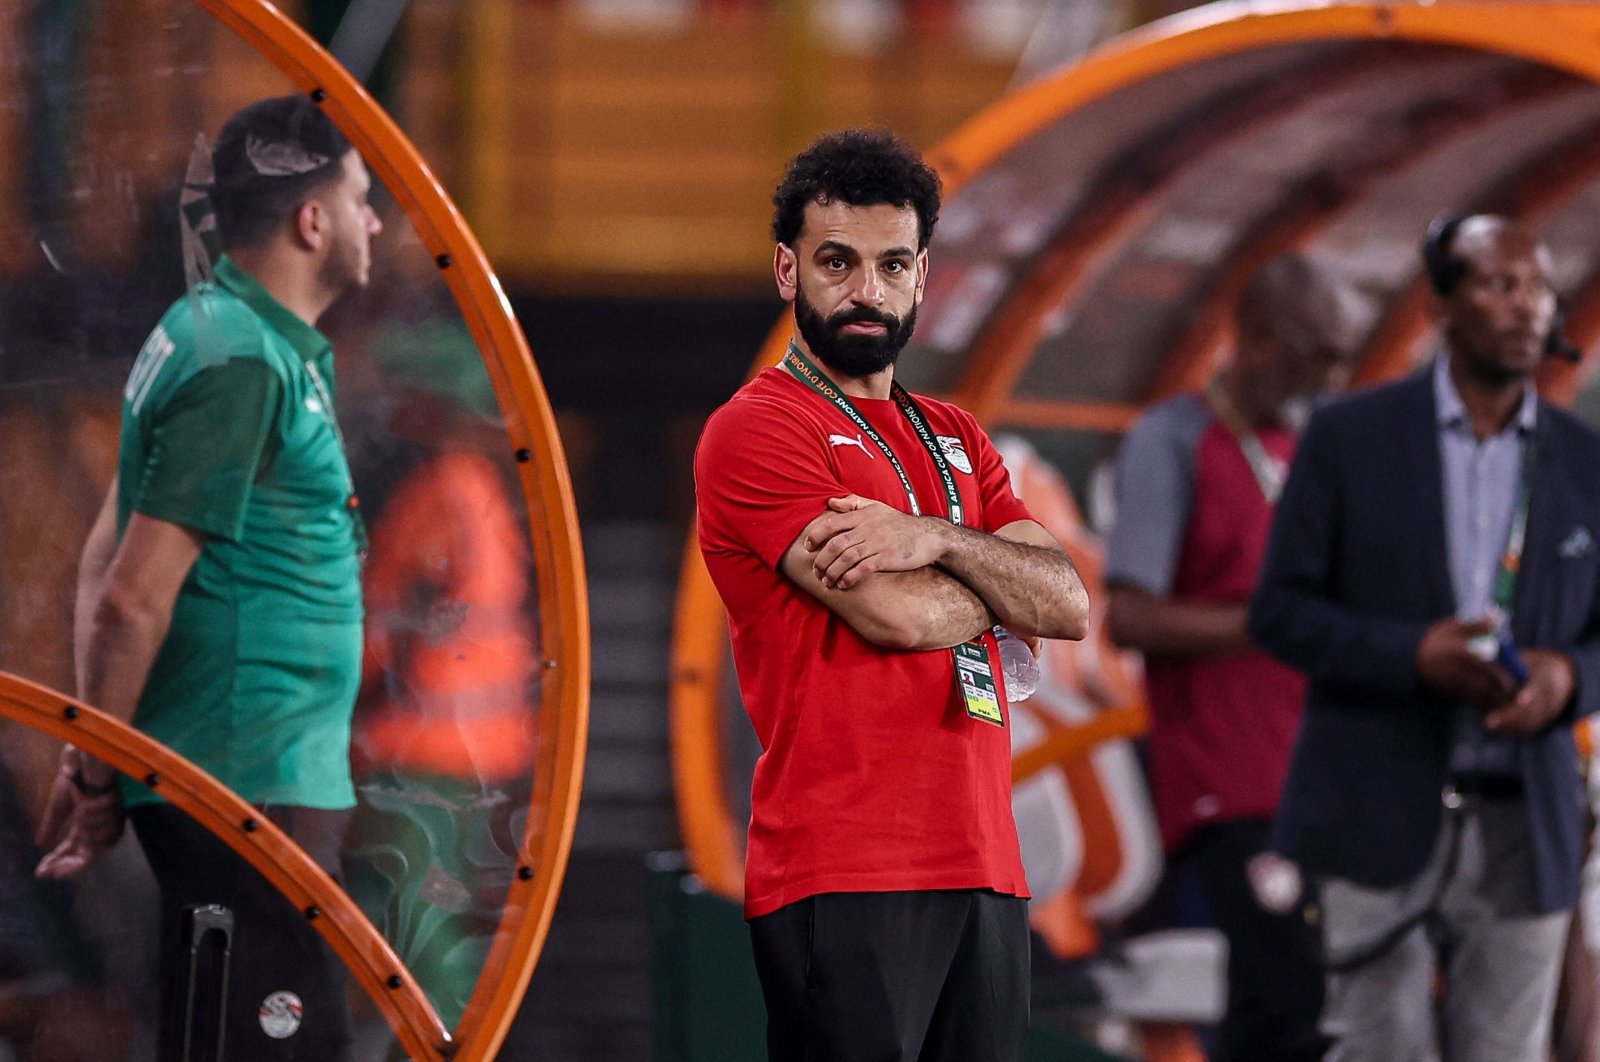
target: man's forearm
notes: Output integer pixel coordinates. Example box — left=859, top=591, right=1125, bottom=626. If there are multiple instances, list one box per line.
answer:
left=934, top=524, right=1089, bottom=640
left=781, top=524, right=997, bottom=650
left=76, top=598, right=173, bottom=786
left=1106, top=587, right=1251, bottom=657
left=871, top=564, right=998, bottom=650
left=74, top=493, right=118, bottom=698
left=811, top=562, right=997, bottom=650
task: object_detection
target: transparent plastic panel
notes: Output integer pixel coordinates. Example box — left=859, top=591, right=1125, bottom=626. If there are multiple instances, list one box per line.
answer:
left=0, top=4, right=557, bottom=1057
left=332, top=206, right=548, bottom=1051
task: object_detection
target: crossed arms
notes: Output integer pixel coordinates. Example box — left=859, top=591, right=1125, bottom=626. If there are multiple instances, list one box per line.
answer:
left=780, top=494, right=1090, bottom=651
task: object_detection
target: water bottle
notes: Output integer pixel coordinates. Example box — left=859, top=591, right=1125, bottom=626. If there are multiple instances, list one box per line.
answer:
left=994, top=627, right=1040, bottom=701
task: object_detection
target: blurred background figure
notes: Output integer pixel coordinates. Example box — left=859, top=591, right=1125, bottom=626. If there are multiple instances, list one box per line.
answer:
left=344, top=319, right=538, bottom=1035
left=1105, top=253, right=1358, bottom=1061
left=1251, top=215, right=1600, bottom=1062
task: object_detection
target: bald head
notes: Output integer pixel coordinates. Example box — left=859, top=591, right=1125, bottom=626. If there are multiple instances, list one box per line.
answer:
left=1237, top=253, right=1359, bottom=358
left=1428, top=214, right=1555, bottom=385
left=1231, top=252, right=1360, bottom=425
left=1426, top=214, right=1548, bottom=297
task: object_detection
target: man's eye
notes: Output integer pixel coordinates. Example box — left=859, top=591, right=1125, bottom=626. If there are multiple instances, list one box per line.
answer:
left=885, top=261, right=906, bottom=274
left=826, top=257, right=848, bottom=270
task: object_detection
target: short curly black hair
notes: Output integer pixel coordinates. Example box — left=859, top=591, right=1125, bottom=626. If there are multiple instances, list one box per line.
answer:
left=771, top=129, right=942, bottom=250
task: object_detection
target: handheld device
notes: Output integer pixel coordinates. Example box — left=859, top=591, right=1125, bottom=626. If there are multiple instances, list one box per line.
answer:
left=1496, top=639, right=1530, bottom=688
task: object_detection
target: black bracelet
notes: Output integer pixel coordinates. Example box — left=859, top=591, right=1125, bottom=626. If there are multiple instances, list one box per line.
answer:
left=70, top=769, right=117, bottom=798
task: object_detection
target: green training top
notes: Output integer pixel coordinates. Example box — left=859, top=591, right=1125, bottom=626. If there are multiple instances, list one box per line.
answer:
left=115, top=256, right=364, bottom=809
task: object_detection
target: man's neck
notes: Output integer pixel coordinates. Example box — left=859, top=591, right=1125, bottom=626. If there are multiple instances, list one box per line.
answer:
left=794, top=336, right=894, bottom=400
left=1218, top=368, right=1279, bottom=429
left=1446, top=355, right=1527, bottom=441
left=228, top=247, right=333, bottom=327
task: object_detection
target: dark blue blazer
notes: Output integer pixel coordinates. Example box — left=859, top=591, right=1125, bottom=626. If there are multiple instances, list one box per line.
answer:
left=1249, top=369, right=1600, bottom=912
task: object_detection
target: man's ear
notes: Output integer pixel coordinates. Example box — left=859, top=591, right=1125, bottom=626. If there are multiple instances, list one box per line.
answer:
left=293, top=200, right=327, bottom=251
left=774, top=244, right=798, bottom=303
left=1425, top=289, right=1450, bottom=329
left=913, top=247, right=929, bottom=304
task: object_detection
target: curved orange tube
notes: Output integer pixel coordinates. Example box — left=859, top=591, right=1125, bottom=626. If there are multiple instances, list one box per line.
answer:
left=193, top=5, right=591, bottom=1057
left=0, top=3, right=591, bottom=1058
left=0, top=671, right=449, bottom=1059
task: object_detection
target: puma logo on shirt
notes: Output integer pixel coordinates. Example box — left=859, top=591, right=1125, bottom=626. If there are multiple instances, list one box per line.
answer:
left=828, top=433, right=874, bottom=459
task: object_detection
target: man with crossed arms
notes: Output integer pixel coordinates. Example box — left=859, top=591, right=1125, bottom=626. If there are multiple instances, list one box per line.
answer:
left=697, top=129, right=1089, bottom=1061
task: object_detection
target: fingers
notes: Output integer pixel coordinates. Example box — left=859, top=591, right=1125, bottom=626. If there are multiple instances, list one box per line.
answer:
left=34, top=798, right=122, bottom=879
left=1485, top=673, right=1565, bottom=735
left=807, top=497, right=890, bottom=547
left=1479, top=663, right=1516, bottom=704
left=33, top=775, right=73, bottom=850
left=827, top=551, right=877, bottom=590
left=813, top=536, right=878, bottom=589
left=802, top=510, right=863, bottom=552
left=1483, top=689, right=1525, bottom=732
left=36, top=838, right=88, bottom=880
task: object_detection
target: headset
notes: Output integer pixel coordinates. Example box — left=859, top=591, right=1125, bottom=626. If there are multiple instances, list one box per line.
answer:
left=1422, top=213, right=1581, bottom=362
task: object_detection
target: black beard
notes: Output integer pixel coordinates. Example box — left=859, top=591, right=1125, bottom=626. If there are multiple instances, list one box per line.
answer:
left=794, top=281, right=918, bottom=380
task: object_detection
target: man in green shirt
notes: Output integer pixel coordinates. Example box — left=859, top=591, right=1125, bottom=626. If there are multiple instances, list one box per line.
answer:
left=34, top=95, right=381, bottom=1060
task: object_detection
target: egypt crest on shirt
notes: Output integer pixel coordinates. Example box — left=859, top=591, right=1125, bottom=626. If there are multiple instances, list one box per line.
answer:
left=936, top=435, right=973, bottom=474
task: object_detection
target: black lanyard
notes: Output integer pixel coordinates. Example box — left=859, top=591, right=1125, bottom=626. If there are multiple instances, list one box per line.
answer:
left=781, top=342, right=964, bottom=527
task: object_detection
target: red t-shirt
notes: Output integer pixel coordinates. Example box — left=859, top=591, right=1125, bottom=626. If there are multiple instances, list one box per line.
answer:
left=696, top=366, right=1035, bottom=918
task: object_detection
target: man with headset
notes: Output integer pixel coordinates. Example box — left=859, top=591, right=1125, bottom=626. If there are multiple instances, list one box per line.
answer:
left=1250, top=214, right=1600, bottom=1061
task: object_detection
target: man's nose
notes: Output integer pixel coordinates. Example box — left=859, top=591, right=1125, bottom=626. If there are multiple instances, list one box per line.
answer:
left=1510, top=279, right=1547, bottom=321
left=854, top=269, right=885, bottom=306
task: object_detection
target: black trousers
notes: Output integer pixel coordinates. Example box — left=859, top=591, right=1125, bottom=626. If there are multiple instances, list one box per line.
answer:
left=1179, top=819, right=1326, bottom=1062
left=130, top=804, right=354, bottom=1062
left=749, top=889, right=1029, bottom=1062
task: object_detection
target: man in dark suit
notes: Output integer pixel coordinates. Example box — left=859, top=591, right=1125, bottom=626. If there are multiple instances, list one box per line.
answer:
left=1250, top=214, right=1600, bottom=1062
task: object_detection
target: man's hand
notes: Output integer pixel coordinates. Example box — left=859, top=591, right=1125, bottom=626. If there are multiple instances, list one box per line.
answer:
left=1484, top=649, right=1575, bottom=736
left=802, top=495, right=949, bottom=590
left=1415, top=616, right=1517, bottom=709
left=35, top=746, right=124, bottom=880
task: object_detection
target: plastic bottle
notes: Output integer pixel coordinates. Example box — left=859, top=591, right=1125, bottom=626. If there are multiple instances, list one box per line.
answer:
left=994, top=627, right=1040, bottom=701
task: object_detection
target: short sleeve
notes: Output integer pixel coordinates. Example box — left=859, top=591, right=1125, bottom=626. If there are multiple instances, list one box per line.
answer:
left=1103, top=397, right=1205, bottom=596
left=695, top=395, right=845, bottom=570
left=967, top=420, right=1034, bottom=533
left=131, top=358, right=282, bottom=542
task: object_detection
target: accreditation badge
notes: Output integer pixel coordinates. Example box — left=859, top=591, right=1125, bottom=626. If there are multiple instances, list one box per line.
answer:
left=954, top=630, right=1006, bottom=727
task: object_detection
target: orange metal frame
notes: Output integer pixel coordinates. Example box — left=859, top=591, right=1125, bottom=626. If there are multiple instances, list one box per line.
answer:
left=1150, top=65, right=1577, bottom=403
left=669, top=0, right=1600, bottom=902
left=964, top=47, right=1399, bottom=425
left=0, top=672, right=449, bottom=1059
left=0, top=3, right=592, bottom=1059
left=200, top=4, right=591, bottom=1056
